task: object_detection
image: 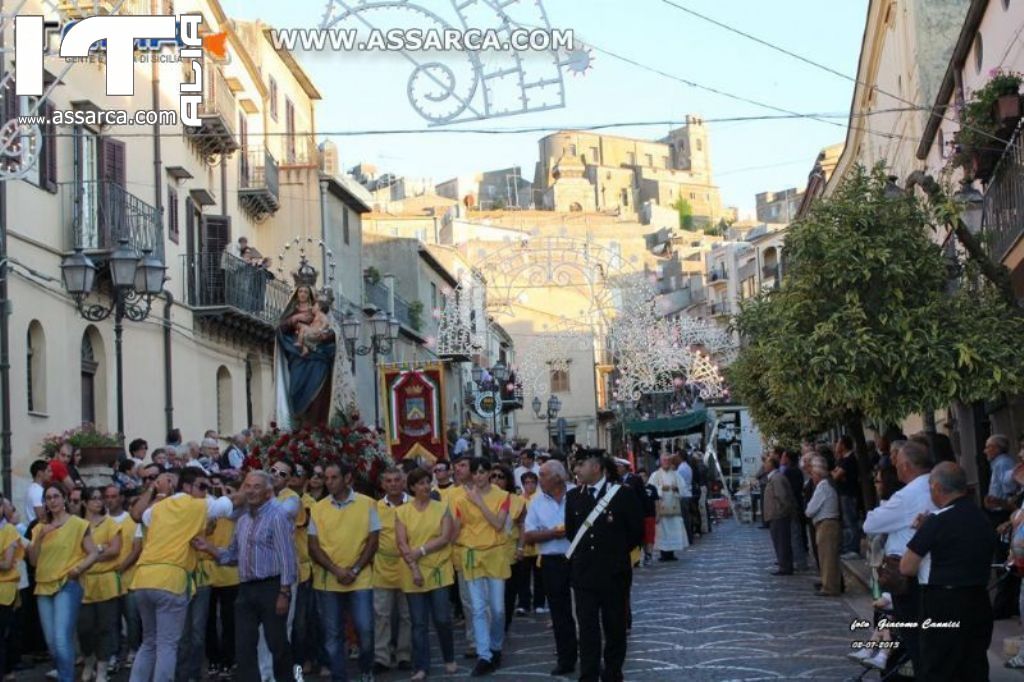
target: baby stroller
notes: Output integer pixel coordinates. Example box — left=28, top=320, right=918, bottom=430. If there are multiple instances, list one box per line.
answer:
left=846, top=536, right=912, bottom=680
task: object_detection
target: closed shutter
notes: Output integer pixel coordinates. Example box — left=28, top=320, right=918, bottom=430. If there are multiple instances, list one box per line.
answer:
left=99, top=137, right=125, bottom=187
left=185, top=198, right=197, bottom=305
left=167, top=186, right=178, bottom=243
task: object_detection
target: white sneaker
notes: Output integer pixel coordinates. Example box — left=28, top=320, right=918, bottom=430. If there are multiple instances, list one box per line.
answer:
left=82, top=656, right=96, bottom=682
left=535, top=607, right=549, bottom=614
left=865, top=650, right=889, bottom=670
left=95, top=660, right=109, bottom=682
left=846, top=648, right=872, bottom=662
left=45, top=671, right=58, bottom=680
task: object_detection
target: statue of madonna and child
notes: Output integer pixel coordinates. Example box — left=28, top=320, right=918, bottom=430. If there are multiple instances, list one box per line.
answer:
left=273, top=261, right=358, bottom=429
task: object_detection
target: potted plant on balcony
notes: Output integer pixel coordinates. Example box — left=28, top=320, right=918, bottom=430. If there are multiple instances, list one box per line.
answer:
left=953, top=69, right=1024, bottom=182
left=41, top=424, right=123, bottom=465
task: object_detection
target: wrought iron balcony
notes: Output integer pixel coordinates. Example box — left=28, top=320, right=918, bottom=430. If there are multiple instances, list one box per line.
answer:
left=238, top=146, right=280, bottom=220
left=181, top=251, right=290, bottom=341
left=363, top=279, right=416, bottom=331
left=982, top=125, right=1024, bottom=264
left=281, top=134, right=320, bottom=168
left=708, top=266, right=729, bottom=284
left=184, top=63, right=239, bottom=157
left=61, top=180, right=164, bottom=262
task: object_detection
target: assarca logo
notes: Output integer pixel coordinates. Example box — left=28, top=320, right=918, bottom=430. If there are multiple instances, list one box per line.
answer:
left=13, top=14, right=214, bottom=126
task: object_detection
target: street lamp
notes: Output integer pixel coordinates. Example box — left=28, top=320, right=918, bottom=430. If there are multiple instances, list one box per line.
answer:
left=533, top=394, right=561, bottom=450
left=341, top=309, right=399, bottom=428
left=60, top=238, right=166, bottom=440
left=953, top=181, right=984, bottom=234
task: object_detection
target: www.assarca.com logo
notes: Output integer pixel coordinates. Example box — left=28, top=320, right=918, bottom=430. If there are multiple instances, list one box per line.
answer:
left=13, top=14, right=222, bottom=127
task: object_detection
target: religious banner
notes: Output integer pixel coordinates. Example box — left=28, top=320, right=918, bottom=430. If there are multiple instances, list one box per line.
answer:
left=381, top=362, right=447, bottom=463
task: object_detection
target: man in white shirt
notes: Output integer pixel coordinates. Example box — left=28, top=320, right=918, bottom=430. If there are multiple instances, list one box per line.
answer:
left=453, top=431, right=470, bottom=457
left=25, top=459, right=50, bottom=524
left=513, top=450, right=540, bottom=491
left=862, top=440, right=934, bottom=675
left=523, top=460, right=576, bottom=676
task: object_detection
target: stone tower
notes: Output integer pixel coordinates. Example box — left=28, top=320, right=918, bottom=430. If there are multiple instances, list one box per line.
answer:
left=664, top=115, right=712, bottom=182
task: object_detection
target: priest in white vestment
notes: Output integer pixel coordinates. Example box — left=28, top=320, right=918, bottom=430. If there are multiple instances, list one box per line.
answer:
left=649, top=453, right=689, bottom=560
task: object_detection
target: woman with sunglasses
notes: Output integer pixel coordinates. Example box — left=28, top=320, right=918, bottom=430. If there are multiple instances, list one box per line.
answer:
left=452, top=458, right=512, bottom=676
left=307, top=464, right=328, bottom=502
left=395, top=467, right=457, bottom=680
left=27, top=484, right=100, bottom=682
left=78, top=487, right=123, bottom=682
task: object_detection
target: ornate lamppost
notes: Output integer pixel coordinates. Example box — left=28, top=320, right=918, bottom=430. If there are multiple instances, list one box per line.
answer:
left=340, top=309, right=400, bottom=428
left=60, top=239, right=166, bottom=439
left=532, top=394, right=561, bottom=450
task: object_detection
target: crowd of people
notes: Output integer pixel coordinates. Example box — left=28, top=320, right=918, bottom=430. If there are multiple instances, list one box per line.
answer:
left=759, top=430, right=1018, bottom=681
left=0, top=426, right=704, bottom=682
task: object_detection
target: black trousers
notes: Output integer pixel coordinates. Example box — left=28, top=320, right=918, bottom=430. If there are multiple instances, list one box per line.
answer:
left=918, top=586, right=992, bottom=682
left=886, top=578, right=920, bottom=678
left=769, top=517, right=793, bottom=572
left=206, top=585, right=237, bottom=668
left=574, top=572, right=628, bottom=682
left=541, top=556, right=577, bottom=669
left=234, top=579, right=291, bottom=682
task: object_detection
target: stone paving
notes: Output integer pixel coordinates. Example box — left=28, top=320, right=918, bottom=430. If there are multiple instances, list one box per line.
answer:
left=8, top=519, right=915, bottom=681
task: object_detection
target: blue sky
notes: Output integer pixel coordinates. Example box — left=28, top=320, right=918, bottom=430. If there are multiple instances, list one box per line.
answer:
left=220, top=0, right=868, bottom=217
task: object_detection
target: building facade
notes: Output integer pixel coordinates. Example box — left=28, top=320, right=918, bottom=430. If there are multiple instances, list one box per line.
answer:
left=533, top=116, right=724, bottom=224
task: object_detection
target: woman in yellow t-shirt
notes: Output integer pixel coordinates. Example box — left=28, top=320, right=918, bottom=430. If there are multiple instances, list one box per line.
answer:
left=0, top=495, right=25, bottom=677
left=395, top=468, right=457, bottom=681
left=452, top=458, right=511, bottom=676
left=27, top=484, right=100, bottom=682
left=78, top=487, right=123, bottom=682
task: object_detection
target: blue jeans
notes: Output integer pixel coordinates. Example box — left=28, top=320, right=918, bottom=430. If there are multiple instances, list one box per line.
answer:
left=406, top=588, right=454, bottom=674
left=37, top=580, right=84, bottom=682
left=316, top=589, right=373, bottom=682
left=129, top=588, right=190, bottom=682
left=466, top=577, right=504, bottom=661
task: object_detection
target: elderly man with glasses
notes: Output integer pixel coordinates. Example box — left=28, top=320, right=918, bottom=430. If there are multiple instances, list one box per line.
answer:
left=194, top=470, right=298, bottom=682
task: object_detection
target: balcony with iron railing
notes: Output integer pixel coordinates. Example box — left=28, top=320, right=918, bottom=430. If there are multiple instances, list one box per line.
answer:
left=281, top=134, right=320, bottom=168
left=238, top=146, right=280, bottom=220
left=60, top=180, right=164, bottom=261
left=181, top=251, right=291, bottom=340
left=363, top=279, right=418, bottom=331
left=708, top=265, right=729, bottom=286
left=184, top=62, right=239, bottom=157
left=982, top=122, right=1024, bottom=265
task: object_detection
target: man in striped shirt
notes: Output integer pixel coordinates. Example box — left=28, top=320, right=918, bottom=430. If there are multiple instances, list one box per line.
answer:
left=194, top=470, right=297, bottom=682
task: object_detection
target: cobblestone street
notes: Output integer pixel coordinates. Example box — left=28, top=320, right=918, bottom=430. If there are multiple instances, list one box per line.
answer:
left=15, top=519, right=873, bottom=681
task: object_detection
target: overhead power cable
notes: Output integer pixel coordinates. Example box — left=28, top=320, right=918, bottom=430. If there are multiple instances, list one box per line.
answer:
left=654, top=0, right=1006, bottom=146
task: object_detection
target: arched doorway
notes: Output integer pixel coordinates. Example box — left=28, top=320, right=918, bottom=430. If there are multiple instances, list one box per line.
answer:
left=81, top=326, right=108, bottom=429
left=216, top=366, right=233, bottom=435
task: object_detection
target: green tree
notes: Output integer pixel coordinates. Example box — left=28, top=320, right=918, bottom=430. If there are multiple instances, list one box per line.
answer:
left=730, top=164, right=1024, bottom=506
left=671, top=197, right=694, bottom=230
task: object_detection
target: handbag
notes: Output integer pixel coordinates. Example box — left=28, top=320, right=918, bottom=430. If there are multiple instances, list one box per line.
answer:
left=877, top=554, right=909, bottom=596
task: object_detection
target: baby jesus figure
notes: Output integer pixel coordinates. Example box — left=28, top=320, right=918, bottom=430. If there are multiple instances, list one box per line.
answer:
left=295, top=300, right=330, bottom=356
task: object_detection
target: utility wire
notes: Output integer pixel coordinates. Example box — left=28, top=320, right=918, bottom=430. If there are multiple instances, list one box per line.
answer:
left=654, top=0, right=1007, bottom=146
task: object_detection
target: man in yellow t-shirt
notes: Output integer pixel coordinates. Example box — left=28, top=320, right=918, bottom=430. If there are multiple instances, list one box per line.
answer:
left=308, top=461, right=380, bottom=682
left=372, top=468, right=411, bottom=672
left=127, top=468, right=241, bottom=682
left=453, top=457, right=511, bottom=676
left=104, top=484, right=140, bottom=670
left=448, top=455, right=476, bottom=656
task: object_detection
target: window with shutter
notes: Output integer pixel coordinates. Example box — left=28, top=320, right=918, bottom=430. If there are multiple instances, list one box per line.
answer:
left=167, top=186, right=179, bottom=244
left=285, top=98, right=295, bottom=162
left=100, top=137, right=126, bottom=187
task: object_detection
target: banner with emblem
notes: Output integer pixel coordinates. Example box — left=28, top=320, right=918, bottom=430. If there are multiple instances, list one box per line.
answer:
left=381, top=362, right=447, bottom=463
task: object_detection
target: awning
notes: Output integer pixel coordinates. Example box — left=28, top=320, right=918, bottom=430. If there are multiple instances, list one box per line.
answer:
left=626, top=409, right=707, bottom=437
